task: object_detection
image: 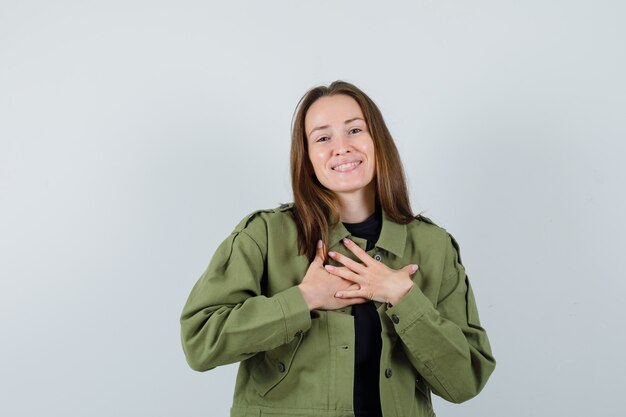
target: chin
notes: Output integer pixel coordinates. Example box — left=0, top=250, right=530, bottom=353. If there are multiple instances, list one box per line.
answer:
left=326, top=182, right=374, bottom=195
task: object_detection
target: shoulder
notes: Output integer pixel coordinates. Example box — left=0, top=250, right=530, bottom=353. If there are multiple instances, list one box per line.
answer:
left=232, top=202, right=296, bottom=240
left=407, top=213, right=465, bottom=264
left=406, top=213, right=448, bottom=240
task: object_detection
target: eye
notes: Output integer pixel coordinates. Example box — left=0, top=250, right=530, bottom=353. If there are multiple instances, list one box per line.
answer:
left=348, top=128, right=362, bottom=135
left=316, top=136, right=330, bottom=143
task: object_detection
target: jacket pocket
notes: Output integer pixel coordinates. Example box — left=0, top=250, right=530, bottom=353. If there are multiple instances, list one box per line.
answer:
left=250, top=332, right=303, bottom=397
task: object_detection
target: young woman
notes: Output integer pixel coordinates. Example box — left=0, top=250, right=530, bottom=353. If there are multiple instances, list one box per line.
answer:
left=180, top=81, right=495, bottom=417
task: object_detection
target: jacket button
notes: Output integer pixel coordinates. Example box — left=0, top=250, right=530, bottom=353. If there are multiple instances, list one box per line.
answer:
left=391, top=314, right=400, bottom=324
left=277, top=362, right=286, bottom=373
left=385, top=368, right=393, bottom=378
left=294, top=330, right=303, bottom=338
left=374, top=253, right=382, bottom=262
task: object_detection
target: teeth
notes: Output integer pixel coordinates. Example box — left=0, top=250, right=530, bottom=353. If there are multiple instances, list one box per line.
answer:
left=333, top=161, right=360, bottom=171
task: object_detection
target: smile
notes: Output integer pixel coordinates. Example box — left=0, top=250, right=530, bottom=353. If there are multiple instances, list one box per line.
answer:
left=332, top=161, right=362, bottom=172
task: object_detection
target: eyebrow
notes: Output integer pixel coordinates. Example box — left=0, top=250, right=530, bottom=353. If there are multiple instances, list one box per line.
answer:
left=308, top=117, right=365, bottom=138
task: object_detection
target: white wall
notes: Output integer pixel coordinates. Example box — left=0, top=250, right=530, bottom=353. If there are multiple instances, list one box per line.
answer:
left=1, top=1, right=625, bottom=416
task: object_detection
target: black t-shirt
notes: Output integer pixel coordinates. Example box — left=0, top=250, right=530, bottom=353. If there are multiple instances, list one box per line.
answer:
left=342, top=206, right=383, bottom=417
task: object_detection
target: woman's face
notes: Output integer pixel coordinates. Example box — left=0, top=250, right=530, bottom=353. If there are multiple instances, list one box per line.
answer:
left=304, top=94, right=376, bottom=199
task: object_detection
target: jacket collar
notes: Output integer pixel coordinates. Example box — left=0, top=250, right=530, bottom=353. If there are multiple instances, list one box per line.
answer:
left=328, top=208, right=407, bottom=258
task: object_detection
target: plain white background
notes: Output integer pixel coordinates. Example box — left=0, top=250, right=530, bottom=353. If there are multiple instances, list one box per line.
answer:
left=1, top=1, right=625, bottom=416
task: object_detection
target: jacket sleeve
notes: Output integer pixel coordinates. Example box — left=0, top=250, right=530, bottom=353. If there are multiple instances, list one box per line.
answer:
left=180, top=213, right=312, bottom=372
left=385, top=232, right=495, bottom=403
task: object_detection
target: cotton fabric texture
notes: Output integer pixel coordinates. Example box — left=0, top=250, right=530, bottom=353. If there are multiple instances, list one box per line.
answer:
left=180, top=203, right=495, bottom=417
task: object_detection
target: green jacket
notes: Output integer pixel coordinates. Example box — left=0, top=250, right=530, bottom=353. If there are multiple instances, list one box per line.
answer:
left=180, top=204, right=495, bottom=417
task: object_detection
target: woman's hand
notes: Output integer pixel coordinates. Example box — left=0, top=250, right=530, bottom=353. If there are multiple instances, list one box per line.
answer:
left=327, top=238, right=418, bottom=306
left=298, top=240, right=368, bottom=311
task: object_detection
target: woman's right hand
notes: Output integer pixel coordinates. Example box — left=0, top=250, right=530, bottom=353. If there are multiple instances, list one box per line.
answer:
left=298, top=240, right=368, bottom=310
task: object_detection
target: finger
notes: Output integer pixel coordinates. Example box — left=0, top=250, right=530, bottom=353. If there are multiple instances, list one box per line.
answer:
left=323, top=265, right=364, bottom=283
left=335, top=288, right=374, bottom=300
left=341, top=238, right=374, bottom=265
left=327, top=250, right=366, bottom=273
left=312, top=240, right=325, bottom=266
left=402, top=264, right=419, bottom=275
left=342, top=297, right=370, bottom=306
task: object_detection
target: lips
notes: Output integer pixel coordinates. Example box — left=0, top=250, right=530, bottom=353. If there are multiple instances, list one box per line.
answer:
left=331, top=159, right=362, bottom=172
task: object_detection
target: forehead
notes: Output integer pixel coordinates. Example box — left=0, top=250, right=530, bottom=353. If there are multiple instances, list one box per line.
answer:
left=304, top=94, right=364, bottom=134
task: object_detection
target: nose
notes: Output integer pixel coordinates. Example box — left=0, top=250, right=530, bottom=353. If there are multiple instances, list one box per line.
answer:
left=333, top=133, right=350, bottom=156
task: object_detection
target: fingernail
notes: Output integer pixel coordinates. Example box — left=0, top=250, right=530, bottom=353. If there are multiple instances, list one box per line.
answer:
left=324, top=264, right=333, bottom=270
left=342, top=238, right=350, bottom=244
left=317, top=240, right=323, bottom=249
left=335, top=292, right=343, bottom=298
left=411, top=264, right=418, bottom=273
left=328, top=251, right=336, bottom=257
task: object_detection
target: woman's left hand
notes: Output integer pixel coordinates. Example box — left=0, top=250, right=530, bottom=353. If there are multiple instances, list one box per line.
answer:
left=326, top=238, right=418, bottom=306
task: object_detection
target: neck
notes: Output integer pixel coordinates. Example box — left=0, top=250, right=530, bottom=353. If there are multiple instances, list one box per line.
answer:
left=337, top=185, right=376, bottom=223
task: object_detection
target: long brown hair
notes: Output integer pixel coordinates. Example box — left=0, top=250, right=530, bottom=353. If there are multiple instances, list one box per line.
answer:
left=290, top=80, right=415, bottom=260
